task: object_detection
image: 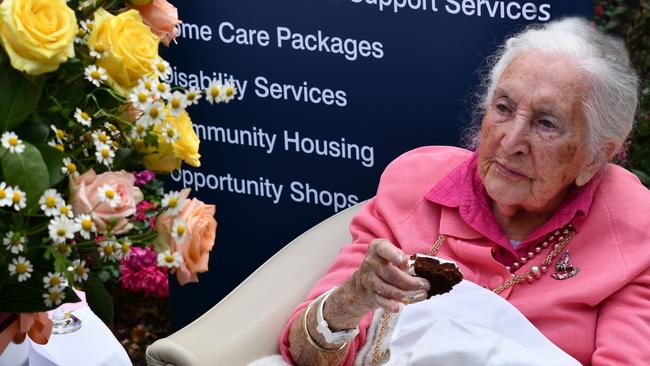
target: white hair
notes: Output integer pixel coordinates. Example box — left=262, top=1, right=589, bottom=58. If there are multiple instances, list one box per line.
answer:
left=470, top=17, right=639, bottom=162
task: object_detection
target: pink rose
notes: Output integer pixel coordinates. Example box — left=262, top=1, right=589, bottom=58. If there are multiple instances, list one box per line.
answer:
left=156, top=189, right=217, bottom=285
left=70, top=170, right=144, bottom=235
left=132, top=0, right=181, bottom=47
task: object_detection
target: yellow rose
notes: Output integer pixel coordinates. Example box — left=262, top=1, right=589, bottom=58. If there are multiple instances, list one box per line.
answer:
left=0, top=0, right=76, bottom=75
left=141, top=111, right=201, bottom=172
left=88, top=8, right=159, bottom=96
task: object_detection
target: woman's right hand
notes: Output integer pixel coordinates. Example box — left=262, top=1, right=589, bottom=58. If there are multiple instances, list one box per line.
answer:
left=322, top=238, right=431, bottom=330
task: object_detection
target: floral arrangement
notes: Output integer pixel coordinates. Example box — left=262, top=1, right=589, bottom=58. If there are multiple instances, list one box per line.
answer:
left=0, top=0, right=235, bottom=325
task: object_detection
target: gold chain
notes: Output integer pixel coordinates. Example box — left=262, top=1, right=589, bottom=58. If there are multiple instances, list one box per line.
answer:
left=492, top=231, right=574, bottom=294
left=370, top=230, right=575, bottom=364
left=427, top=233, right=447, bottom=256
left=370, top=312, right=391, bottom=364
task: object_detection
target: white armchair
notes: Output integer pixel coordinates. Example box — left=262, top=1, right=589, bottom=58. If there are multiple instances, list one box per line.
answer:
left=146, top=202, right=364, bottom=366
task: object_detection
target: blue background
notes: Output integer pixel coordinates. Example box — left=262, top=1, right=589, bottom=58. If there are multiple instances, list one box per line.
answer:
left=164, top=0, right=592, bottom=330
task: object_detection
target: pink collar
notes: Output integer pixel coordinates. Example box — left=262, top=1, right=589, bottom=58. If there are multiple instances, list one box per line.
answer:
left=424, top=151, right=602, bottom=263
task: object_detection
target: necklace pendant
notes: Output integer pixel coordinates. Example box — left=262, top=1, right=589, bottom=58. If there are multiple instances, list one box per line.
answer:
left=551, top=251, right=579, bottom=280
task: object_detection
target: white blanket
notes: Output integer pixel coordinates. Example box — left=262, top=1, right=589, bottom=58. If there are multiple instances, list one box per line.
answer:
left=385, top=280, right=581, bottom=366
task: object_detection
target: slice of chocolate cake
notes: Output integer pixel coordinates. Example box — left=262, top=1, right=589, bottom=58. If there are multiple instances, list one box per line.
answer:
left=408, top=254, right=463, bottom=298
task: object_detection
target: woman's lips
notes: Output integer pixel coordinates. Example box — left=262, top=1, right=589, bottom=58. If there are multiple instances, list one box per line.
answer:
left=495, top=162, right=528, bottom=179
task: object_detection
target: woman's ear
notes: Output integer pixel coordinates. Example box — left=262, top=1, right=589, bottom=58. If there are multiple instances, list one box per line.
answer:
left=575, top=163, right=600, bottom=186
left=575, top=141, right=617, bottom=186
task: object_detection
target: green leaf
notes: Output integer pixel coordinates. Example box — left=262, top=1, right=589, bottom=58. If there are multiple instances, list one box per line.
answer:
left=1, top=142, right=51, bottom=210
left=0, top=66, right=44, bottom=132
left=0, top=47, right=6, bottom=67
left=0, top=284, right=80, bottom=313
left=112, top=147, right=133, bottom=170
left=34, top=143, right=66, bottom=186
left=85, top=275, right=114, bottom=326
left=16, top=120, right=50, bottom=144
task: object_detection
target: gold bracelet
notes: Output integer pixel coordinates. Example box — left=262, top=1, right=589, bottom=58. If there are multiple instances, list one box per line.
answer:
left=302, top=300, right=348, bottom=353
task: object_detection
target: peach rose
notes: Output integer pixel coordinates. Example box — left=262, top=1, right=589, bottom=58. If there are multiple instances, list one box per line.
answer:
left=132, top=0, right=181, bottom=47
left=156, top=189, right=216, bottom=285
left=70, top=170, right=144, bottom=235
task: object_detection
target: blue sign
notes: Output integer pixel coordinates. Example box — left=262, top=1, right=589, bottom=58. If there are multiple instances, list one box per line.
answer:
left=164, top=0, right=592, bottom=329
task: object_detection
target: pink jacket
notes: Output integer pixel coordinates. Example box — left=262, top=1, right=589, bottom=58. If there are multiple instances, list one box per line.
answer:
left=281, top=146, right=650, bottom=365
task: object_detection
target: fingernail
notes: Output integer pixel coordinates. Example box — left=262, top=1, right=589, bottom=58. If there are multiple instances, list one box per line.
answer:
left=391, top=303, right=401, bottom=313
left=402, top=291, right=427, bottom=305
left=396, top=254, right=405, bottom=265
left=412, top=291, right=427, bottom=302
left=420, top=280, right=431, bottom=291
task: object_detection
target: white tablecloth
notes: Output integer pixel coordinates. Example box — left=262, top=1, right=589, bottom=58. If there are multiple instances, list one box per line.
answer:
left=0, top=307, right=132, bottom=366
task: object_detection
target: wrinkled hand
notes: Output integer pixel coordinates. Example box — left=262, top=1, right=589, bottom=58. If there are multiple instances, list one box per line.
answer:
left=324, top=239, right=431, bottom=330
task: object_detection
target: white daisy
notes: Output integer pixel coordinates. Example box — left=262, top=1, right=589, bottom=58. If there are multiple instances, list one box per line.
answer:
left=61, top=157, right=79, bottom=177
left=48, top=216, right=78, bottom=244
left=43, top=286, right=65, bottom=307
left=39, top=189, right=63, bottom=216
left=0, top=182, right=12, bottom=207
left=97, top=183, right=121, bottom=208
left=98, top=238, right=119, bottom=261
left=84, top=65, right=107, bottom=87
left=48, top=139, right=65, bottom=153
left=43, top=272, right=65, bottom=289
left=10, top=186, right=26, bottom=211
left=143, top=101, right=165, bottom=126
left=137, top=75, right=158, bottom=93
left=131, top=119, right=150, bottom=139
left=74, top=25, right=87, bottom=44
left=50, top=124, right=66, bottom=144
left=161, top=123, right=179, bottom=144
left=74, top=108, right=92, bottom=126
left=95, top=143, right=115, bottom=167
left=151, top=57, right=172, bottom=80
left=171, top=218, right=188, bottom=243
left=57, top=202, right=74, bottom=218
left=75, top=214, right=96, bottom=240
left=80, top=19, right=94, bottom=33
left=3, top=231, right=26, bottom=254
left=161, top=191, right=185, bottom=216
left=71, top=259, right=89, bottom=282
left=167, top=91, right=187, bottom=116
left=91, top=130, right=112, bottom=146
left=184, top=87, right=202, bottom=106
left=104, top=122, right=119, bottom=137
left=8, top=256, right=33, bottom=282
left=222, top=80, right=237, bottom=103
left=115, top=238, right=131, bottom=260
left=1, top=132, right=25, bottom=154
left=157, top=250, right=183, bottom=269
left=205, top=79, right=223, bottom=105
left=152, top=80, right=171, bottom=100
left=89, top=44, right=106, bottom=59
left=129, top=85, right=152, bottom=111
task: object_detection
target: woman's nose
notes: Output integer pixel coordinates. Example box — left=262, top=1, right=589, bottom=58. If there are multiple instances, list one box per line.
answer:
left=500, top=116, right=530, bottom=156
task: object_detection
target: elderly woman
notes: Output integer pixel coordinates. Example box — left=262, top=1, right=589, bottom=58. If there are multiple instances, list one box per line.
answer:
left=278, top=17, right=649, bottom=366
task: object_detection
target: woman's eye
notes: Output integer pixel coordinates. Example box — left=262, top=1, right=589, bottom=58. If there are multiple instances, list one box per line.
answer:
left=538, top=119, right=557, bottom=129
left=496, top=102, right=510, bottom=113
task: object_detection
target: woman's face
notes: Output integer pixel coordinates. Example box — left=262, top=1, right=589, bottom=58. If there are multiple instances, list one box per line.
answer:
left=478, top=51, right=598, bottom=214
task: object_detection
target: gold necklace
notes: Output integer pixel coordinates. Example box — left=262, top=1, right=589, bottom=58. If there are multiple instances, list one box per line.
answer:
left=370, top=227, right=576, bottom=365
